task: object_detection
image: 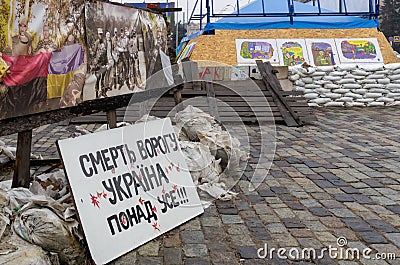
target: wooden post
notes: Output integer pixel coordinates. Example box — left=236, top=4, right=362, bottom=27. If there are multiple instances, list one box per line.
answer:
left=106, top=110, right=117, bottom=129
left=12, top=130, right=32, bottom=188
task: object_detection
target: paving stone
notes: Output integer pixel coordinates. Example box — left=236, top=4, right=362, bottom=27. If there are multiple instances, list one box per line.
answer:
left=184, top=257, right=211, bottom=265
left=137, top=241, right=160, bottom=256
left=136, top=257, right=163, bottom=265
left=163, top=248, right=182, bottom=265
left=258, top=189, right=275, bottom=197
left=183, top=244, right=208, bottom=257
left=309, top=207, right=332, bottom=217
left=181, top=230, right=205, bottom=244
left=237, top=246, right=260, bottom=259
left=333, top=194, right=355, bottom=202
left=342, top=218, right=372, bottom=232
left=283, top=218, right=306, bottom=229
left=386, top=205, right=400, bottom=215
left=385, top=233, right=400, bottom=247
left=329, top=208, right=357, bottom=218
left=366, top=219, right=398, bottom=233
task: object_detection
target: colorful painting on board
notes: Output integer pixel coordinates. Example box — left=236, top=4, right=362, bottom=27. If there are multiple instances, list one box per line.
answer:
left=0, top=0, right=86, bottom=120
left=276, top=39, right=308, bottom=66
left=235, top=39, right=279, bottom=65
left=305, top=39, right=340, bottom=66
left=335, top=38, right=383, bottom=64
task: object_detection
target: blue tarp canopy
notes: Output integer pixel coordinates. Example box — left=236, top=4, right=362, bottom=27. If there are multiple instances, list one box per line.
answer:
left=204, top=0, right=378, bottom=31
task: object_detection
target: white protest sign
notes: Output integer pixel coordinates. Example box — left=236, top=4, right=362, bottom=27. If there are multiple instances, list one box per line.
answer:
left=57, top=118, right=204, bottom=264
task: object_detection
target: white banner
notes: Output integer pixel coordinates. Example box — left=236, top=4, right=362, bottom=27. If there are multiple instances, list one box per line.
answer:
left=58, top=118, right=203, bottom=264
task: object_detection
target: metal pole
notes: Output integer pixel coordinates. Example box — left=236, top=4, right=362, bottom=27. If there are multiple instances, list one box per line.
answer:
left=206, top=0, right=210, bottom=24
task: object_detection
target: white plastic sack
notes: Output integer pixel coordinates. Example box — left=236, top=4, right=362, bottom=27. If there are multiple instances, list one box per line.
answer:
left=288, top=74, right=300, bottom=81
left=315, top=88, right=331, bottom=94
left=324, top=84, right=341, bottom=89
left=301, top=77, right=314, bottom=84
left=336, top=64, right=357, bottom=71
left=388, top=74, right=400, bottom=81
left=356, top=98, right=375, bottom=103
left=351, top=70, right=368, bottom=76
left=384, top=63, right=400, bottom=71
left=366, top=74, right=385, bottom=79
left=347, top=102, right=365, bottom=107
left=336, top=97, right=353, bottom=102
left=369, top=88, right=387, bottom=93
left=332, top=89, right=351, bottom=94
left=376, top=97, right=394, bottom=103
left=307, top=102, right=319, bottom=107
left=324, top=102, right=345, bottom=107
left=367, top=102, right=385, bottom=107
left=359, top=65, right=384, bottom=72
left=377, top=78, right=391, bottom=84
left=323, top=93, right=342, bottom=99
left=392, top=68, right=400, bottom=75
left=344, top=74, right=364, bottom=80
left=329, top=70, right=348, bottom=76
left=342, top=84, right=362, bottom=89
left=363, top=84, right=386, bottom=89
left=309, top=98, right=331, bottom=104
left=365, top=93, right=383, bottom=98
left=344, top=92, right=363, bottom=99
left=357, top=79, right=378, bottom=84
left=310, top=71, right=326, bottom=77
left=294, top=86, right=306, bottom=92
left=374, top=70, right=390, bottom=75
left=304, top=93, right=319, bottom=99
left=294, top=80, right=306, bottom=86
left=337, top=79, right=356, bottom=84
left=387, top=92, right=400, bottom=98
left=352, top=89, right=367, bottom=94
left=304, top=84, right=321, bottom=89
left=314, top=80, right=332, bottom=85
left=315, top=66, right=334, bottom=72
left=323, top=76, right=342, bottom=82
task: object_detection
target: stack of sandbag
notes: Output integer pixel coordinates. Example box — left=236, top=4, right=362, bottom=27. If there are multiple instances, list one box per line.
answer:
left=0, top=184, right=89, bottom=265
left=175, top=106, right=248, bottom=200
left=289, top=63, right=400, bottom=107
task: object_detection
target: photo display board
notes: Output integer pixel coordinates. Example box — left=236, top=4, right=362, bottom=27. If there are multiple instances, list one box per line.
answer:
left=235, top=39, right=280, bottom=65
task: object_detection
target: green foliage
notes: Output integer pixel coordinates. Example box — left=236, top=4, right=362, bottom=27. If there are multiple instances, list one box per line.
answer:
left=380, top=0, right=400, bottom=38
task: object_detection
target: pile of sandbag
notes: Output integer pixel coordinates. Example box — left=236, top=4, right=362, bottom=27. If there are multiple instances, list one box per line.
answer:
left=0, top=181, right=88, bottom=265
left=289, top=63, right=400, bottom=107
left=175, top=105, right=248, bottom=200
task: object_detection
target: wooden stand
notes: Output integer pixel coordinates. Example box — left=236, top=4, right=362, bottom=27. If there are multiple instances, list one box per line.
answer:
left=106, top=109, right=117, bottom=129
left=12, top=130, right=32, bottom=188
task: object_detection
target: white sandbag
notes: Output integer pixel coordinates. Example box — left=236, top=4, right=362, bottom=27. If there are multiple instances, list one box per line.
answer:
left=198, top=182, right=237, bottom=201
left=387, top=101, right=400, bottom=106
left=377, top=78, right=391, bottom=84
left=301, top=77, right=314, bottom=84
left=309, top=98, right=331, bottom=104
left=329, top=71, right=348, bottom=76
left=374, top=70, right=390, bottom=75
left=336, top=64, right=357, bottom=71
left=387, top=92, right=400, bottom=98
left=365, top=93, right=383, bottom=98
left=357, top=79, right=377, bottom=84
left=304, top=93, right=319, bottom=99
left=180, top=141, right=220, bottom=184
left=332, top=88, right=351, bottom=94
left=307, top=102, right=319, bottom=107
left=392, top=68, right=400, bottom=75
left=324, top=101, right=345, bottom=107
left=342, top=84, right=362, bottom=89
left=369, top=88, right=387, bottom=93
left=304, top=84, right=321, bottom=89
left=288, top=74, right=300, bottom=81
left=384, top=63, right=400, bottom=71
left=305, top=67, right=317, bottom=74
left=336, top=97, right=353, bottom=102
left=314, top=80, right=332, bottom=85
left=323, top=93, right=342, bottom=99
left=393, top=80, right=400, bottom=84
left=296, top=67, right=310, bottom=74
left=315, top=88, right=331, bottom=94
left=344, top=92, right=363, bottom=99
left=352, top=88, right=367, bottom=94
left=337, top=78, right=356, bottom=84
left=324, top=83, right=341, bottom=89
left=347, top=102, right=366, bottom=107
left=386, top=83, right=400, bottom=90
left=376, top=97, right=395, bottom=103
left=359, top=64, right=384, bottom=72
left=367, top=102, right=385, bottom=107
left=311, top=76, right=324, bottom=81
left=323, top=75, right=342, bottom=82
left=294, top=80, right=305, bottom=86
left=357, top=98, right=375, bottom=103
left=294, top=86, right=306, bottom=92
left=310, top=71, right=327, bottom=77
left=366, top=74, right=385, bottom=79
left=363, top=84, right=386, bottom=89
left=316, top=66, right=334, bottom=72
left=388, top=74, right=400, bottom=81
left=351, top=69, right=368, bottom=76
left=344, top=74, right=364, bottom=80
left=175, top=105, right=218, bottom=141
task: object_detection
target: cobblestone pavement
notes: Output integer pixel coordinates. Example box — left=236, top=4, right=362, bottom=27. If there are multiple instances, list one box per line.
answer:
left=1, top=108, right=400, bottom=264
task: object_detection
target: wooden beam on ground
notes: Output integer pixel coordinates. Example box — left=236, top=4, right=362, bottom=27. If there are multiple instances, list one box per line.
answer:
left=256, top=60, right=303, bottom=127
left=12, top=130, right=32, bottom=188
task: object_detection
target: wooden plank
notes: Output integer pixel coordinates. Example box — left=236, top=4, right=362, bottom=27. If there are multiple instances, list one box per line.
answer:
left=205, top=82, right=220, bottom=120
left=256, top=61, right=301, bottom=127
left=12, top=130, right=32, bottom=188
left=107, top=110, right=117, bottom=129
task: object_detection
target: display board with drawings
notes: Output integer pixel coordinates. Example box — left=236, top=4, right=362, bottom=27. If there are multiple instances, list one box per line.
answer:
left=335, top=38, right=384, bottom=64
left=235, top=38, right=384, bottom=66
left=235, top=39, right=280, bottom=65
left=305, top=39, right=340, bottom=66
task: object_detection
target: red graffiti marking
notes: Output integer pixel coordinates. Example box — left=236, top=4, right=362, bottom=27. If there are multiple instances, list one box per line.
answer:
left=176, top=164, right=180, bottom=173
left=97, top=191, right=102, bottom=198
left=152, top=205, right=157, bottom=212
left=111, top=167, right=116, bottom=174
left=162, top=185, right=166, bottom=194
left=121, top=215, right=127, bottom=225
left=130, top=162, right=135, bottom=169
left=102, top=192, right=107, bottom=199
left=173, top=185, right=177, bottom=191
left=139, top=197, right=144, bottom=205
left=90, top=194, right=100, bottom=208
left=168, top=165, right=172, bottom=171
left=152, top=222, right=160, bottom=231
